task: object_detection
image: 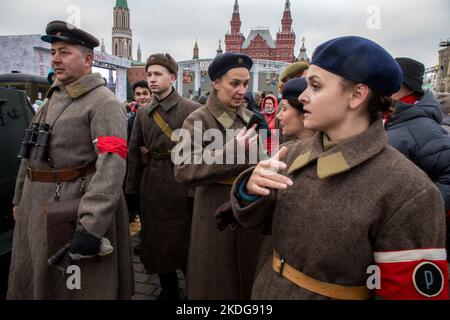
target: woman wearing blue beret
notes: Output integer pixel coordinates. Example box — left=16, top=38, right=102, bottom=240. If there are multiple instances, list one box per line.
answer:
left=230, top=36, right=448, bottom=300
left=174, top=52, right=265, bottom=299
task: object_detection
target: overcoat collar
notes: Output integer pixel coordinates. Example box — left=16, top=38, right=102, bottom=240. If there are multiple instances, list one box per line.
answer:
left=148, top=87, right=182, bottom=114
left=48, top=73, right=105, bottom=99
left=287, top=119, right=388, bottom=179
left=205, top=91, right=252, bottom=129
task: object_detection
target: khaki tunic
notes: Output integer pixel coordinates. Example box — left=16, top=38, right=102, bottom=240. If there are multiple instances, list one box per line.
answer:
left=8, top=73, right=133, bottom=300
left=231, top=120, right=447, bottom=300
left=125, top=89, right=200, bottom=274
left=174, top=92, right=265, bottom=300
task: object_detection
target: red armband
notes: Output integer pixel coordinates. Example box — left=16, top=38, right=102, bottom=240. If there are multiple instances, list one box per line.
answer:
left=97, top=136, right=128, bottom=159
left=374, top=248, right=448, bottom=300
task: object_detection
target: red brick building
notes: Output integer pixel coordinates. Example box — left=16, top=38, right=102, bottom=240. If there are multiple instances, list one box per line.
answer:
left=225, top=0, right=296, bottom=63
left=128, top=61, right=146, bottom=86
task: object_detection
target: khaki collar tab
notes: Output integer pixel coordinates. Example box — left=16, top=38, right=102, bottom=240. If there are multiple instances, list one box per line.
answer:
left=288, top=151, right=312, bottom=175
left=317, top=151, right=351, bottom=180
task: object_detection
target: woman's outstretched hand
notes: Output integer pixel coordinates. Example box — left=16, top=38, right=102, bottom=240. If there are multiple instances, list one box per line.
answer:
left=246, top=146, right=293, bottom=196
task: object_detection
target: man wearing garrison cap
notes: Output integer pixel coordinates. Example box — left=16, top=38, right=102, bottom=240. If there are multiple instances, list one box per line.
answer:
left=7, top=20, right=133, bottom=299
left=125, top=53, right=200, bottom=300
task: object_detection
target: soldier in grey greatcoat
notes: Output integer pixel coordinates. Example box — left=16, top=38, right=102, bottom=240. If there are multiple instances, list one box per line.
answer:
left=8, top=21, right=133, bottom=300
left=125, top=53, right=200, bottom=300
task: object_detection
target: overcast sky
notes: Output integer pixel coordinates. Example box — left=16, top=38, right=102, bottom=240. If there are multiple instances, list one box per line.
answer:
left=0, top=0, right=448, bottom=67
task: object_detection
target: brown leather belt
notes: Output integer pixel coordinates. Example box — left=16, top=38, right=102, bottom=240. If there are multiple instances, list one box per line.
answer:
left=150, top=151, right=171, bottom=161
left=216, top=176, right=237, bottom=186
left=140, top=146, right=150, bottom=164
left=272, top=250, right=372, bottom=300
left=26, top=162, right=96, bottom=182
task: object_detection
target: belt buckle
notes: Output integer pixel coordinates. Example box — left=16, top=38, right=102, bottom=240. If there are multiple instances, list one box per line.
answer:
left=26, top=167, right=34, bottom=181
left=279, top=257, right=286, bottom=276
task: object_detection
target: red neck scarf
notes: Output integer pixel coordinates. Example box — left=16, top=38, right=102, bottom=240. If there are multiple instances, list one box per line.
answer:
left=399, top=94, right=420, bottom=105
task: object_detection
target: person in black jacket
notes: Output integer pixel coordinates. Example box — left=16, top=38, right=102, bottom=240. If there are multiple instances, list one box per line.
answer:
left=127, top=81, right=152, bottom=142
left=125, top=81, right=152, bottom=228
left=243, top=91, right=265, bottom=118
left=386, top=57, right=450, bottom=217
left=242, top=91, right=270, bottom=146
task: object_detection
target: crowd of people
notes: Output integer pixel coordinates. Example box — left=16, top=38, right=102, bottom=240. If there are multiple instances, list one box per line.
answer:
left=6, top=19, right=450, bottom=300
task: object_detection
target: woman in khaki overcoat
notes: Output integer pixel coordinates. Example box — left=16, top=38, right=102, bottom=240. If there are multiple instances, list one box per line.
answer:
left=174, top=53, right=265, bottom=299
left=231, top=36, right=449, bottom=300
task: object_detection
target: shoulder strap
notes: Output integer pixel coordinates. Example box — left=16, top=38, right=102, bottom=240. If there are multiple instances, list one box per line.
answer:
left=151, top=110, right=179, bottom=142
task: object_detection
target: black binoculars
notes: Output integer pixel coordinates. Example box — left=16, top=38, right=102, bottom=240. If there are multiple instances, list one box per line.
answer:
left=18, top=123, right=40, bottom=159
left=18, top=123, right=51, bottom=161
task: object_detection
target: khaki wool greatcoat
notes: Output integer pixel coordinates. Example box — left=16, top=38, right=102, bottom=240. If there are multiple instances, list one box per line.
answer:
left=174, top=91, right=265, bottom=300
left=8, top=73, right=134, bottom=300
left=231, top=120, right=447, bottom=300
left=126, top=89, right=200, bottom=274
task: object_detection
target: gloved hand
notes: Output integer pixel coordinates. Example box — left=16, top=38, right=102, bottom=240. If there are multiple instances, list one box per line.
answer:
left=69, top=227, right=101, bottom=260
left=48, top=243, right=73, bottom=272
left=214, top=201, right=240, bottom=232
left=68, top=226, right=115, bottom=261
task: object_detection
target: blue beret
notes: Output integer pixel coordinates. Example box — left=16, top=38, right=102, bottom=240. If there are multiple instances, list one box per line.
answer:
left=282, top=78, right=308, bottom=100
left=208, top=53, right=253, bottom=81
left=311, top=36, right=403, bottom=96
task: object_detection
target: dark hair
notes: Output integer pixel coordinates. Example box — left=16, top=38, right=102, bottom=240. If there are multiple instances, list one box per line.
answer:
left=132, top=80, right=150, bottom=93
left=76, top=44, right=94, bottom=56
left=341, top=79, right=393, bottom=122
left=287, top=99, right=304, bottom=112
left=76, top=45, right=94, bottom=68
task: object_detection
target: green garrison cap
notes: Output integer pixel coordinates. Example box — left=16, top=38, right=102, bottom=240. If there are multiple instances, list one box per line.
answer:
left=41, top=20, right=100, bottom=50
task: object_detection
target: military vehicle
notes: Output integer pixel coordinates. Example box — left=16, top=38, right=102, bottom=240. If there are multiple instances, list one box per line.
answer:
left=0, top=72, right=50, bottom=105
left=0, top=86, right=35, bottom=299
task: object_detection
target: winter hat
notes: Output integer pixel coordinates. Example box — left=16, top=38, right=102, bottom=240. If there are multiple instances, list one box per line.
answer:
left=395, top=57, right=425, bottom=94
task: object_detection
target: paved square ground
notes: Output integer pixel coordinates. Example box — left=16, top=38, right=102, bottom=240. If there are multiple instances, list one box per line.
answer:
left=130, top=219, right=186, bottom=300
